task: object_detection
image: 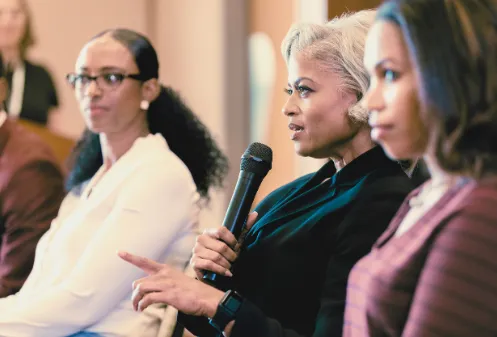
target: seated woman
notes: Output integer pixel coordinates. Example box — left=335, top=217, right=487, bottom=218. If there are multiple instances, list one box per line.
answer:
left=344, top=0, right=497, bottom=336
left=0, top=28, right=228, bottom=337
left=119, top=9, right=415, bottom=337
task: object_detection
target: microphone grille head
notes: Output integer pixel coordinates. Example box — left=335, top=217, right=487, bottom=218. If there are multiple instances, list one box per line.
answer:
left=240, top=142, right=273, bottom=174
left=246, top=142, right=273, bottom=162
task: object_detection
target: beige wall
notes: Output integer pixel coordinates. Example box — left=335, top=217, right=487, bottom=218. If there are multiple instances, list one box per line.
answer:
left=153, top=0, right=249, bottom=228
left=249, top=0, right=295, bottom=204
left=293, top=0, right=328, bottom=177
left=249, top=0, right=329, bottom=204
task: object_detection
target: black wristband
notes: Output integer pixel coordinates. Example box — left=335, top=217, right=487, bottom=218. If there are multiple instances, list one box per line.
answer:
left=208, top=290, right=244, bottom=333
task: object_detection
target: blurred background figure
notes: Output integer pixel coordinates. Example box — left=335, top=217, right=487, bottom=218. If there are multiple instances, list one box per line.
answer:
left=0, top=53, right=65, bottom=299
left=0, top=0, right=58, bottom=125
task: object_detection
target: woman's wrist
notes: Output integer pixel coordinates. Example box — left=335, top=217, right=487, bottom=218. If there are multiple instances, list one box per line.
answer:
left=204, top=288, right=225, bottom=318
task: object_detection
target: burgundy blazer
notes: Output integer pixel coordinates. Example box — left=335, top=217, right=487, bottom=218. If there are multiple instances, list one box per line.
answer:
left=344, top=177, right=497, bottom=337
left=0, top=118, right=65, bottom=297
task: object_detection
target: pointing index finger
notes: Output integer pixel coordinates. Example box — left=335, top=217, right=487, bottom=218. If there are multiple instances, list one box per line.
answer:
left=118, top=250, right=162, bottom=275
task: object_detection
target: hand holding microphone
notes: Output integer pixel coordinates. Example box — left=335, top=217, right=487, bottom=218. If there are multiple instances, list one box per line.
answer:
left=190, top=211, right=258, bottom=280
left=196, top=142, right=272, bottom=286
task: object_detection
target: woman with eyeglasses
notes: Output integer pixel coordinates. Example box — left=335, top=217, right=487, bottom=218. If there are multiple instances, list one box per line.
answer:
left=0, top=28, right=228, bottom=337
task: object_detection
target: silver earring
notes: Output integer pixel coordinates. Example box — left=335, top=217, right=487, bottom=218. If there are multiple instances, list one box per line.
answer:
left=140, top=100, right=149, bottom=110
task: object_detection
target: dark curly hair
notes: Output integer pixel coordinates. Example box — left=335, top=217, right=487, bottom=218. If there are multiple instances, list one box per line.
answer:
left=377, top=0, right=497, bottom=178
left=66, top=29, right=229, bottom=201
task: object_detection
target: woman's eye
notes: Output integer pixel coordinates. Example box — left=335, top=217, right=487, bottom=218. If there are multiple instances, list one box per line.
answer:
left=297, top=86, right=312, bottom=96
left=384, top=70, right=398, bottom=82
left=104, top=73, right=123, bottom=84
left=79, top=75, right=92, bottom=85
left=284, top=86, right=312, bottom=96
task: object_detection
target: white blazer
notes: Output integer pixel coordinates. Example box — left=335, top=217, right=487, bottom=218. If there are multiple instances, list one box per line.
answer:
left=0, top=134, right=200, bottom=337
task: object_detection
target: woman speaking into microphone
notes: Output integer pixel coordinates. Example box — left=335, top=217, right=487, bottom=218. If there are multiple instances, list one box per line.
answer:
left=120, top=9, right=416, bottom=337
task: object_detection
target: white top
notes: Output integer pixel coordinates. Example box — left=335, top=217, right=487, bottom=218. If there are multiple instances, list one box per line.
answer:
left=7, top=63, right=25, bottom=119
left=0, top=134, right=200, bottom=337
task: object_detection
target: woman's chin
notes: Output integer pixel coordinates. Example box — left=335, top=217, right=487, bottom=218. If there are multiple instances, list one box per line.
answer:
left=85, top=122, right=106, bottom=135
left=294, top=145, right=325, bottom=159
left=294, top=144, right=311, bottom=157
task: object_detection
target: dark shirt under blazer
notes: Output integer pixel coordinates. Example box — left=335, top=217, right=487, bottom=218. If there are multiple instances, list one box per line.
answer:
left=180, top=146, right=414, bottom=337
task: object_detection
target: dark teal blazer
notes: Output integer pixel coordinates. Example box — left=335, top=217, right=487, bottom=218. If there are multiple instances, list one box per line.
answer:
left=180, top=146, right=414, bottom=337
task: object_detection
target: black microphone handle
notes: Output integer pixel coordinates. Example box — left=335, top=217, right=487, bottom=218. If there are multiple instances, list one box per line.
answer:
left=203, top=170, right=263, bottom=286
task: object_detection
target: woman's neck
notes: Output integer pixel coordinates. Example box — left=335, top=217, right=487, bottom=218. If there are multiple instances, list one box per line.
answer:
left=423, top=154, right=457, bottom=185
left=329, top=127, right=376, bottom=172
left=100, top=122, right=150, bottom=169
left=1, top=48, right=22, bottom=68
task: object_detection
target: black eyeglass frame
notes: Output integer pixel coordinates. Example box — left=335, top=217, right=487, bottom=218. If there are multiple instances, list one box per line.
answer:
left=65, top=72, right=148, bottom=90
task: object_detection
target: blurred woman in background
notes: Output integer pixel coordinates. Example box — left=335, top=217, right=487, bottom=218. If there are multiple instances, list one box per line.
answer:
left=0, top=0, right=58, bottom=125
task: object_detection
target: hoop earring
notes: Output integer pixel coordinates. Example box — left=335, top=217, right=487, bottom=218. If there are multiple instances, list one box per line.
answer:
left=140, top=100, right=149, bottom=111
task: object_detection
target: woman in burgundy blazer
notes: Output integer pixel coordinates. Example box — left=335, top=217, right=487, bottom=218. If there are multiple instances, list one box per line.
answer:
left=343, top=1, right=497, bottom=336
left=0, top=117, right=65, bottom=297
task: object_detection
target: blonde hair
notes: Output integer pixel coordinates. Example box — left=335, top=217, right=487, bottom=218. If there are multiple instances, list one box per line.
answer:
left=281, top=9, right=376, bottom=124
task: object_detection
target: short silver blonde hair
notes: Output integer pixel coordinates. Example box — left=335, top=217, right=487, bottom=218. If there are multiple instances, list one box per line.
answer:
left=281, top=9, right=376, bottom=124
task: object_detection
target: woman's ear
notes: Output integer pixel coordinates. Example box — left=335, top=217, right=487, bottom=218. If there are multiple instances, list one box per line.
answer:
left=141, top=78, right=160, bottom=103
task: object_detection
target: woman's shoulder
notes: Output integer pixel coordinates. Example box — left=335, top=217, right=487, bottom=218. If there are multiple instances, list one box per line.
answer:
left=348, top=164, right=414, bottom=205
left=424, top=179, right=497, bottom=269
left=470, top=177, right=497, bottom=198
left=456, top=178, right=497, bottom=218
left=24, top=59, right=53, bottom=78
left=129, top=134, right=196, bottom=185
left=420, top=178, right=497, bottom=247
left=333, top=145, right=415, bottom=198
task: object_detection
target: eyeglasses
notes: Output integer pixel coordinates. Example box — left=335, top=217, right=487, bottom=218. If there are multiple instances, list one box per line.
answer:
left=66, top=72, right=145, bottom=92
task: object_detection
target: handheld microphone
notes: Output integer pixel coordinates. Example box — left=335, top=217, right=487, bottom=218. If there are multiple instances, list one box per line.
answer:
left=203, top=142, right=272, bottom=285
